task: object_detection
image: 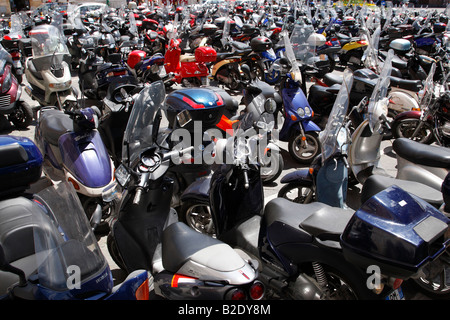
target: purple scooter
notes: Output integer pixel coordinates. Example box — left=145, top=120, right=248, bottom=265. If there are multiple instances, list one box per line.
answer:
left=34, top=106, right=115, bottom=238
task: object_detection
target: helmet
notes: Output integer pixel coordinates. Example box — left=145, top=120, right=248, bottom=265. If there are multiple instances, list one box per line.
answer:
left=307, top=33, right=326, bottom=47
left=389, top=39, right=411, bottom=53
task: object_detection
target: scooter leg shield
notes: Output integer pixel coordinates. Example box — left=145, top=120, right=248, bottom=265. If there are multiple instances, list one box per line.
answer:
left=316, top=158, right=348, bottom=208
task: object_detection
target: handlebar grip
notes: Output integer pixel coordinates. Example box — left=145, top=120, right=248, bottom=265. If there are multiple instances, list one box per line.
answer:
left=243, top=169, right=249, bottom=189
left=133, top=187, right=143, bottom=205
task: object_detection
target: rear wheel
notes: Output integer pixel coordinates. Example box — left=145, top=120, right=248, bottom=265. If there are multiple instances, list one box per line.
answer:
left=10, top=101, right=33, bottom=129
left=392, top=118, right=434, bottom=144
left=277, top=183, right=314, bottom=204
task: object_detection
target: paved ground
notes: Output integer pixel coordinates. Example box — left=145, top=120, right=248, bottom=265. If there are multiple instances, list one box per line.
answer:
left=2, top=63, right=446, bottom=300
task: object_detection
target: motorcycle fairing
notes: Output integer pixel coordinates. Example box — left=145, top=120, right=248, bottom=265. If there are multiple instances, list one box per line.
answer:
left=59, top=130, right=112, bottom=188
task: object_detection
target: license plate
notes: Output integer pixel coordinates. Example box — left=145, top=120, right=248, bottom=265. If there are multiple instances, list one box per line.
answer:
left=385, top=287, right=405, bottom=300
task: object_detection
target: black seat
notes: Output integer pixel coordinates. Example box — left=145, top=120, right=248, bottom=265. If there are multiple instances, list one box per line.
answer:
left=390, top=76, right=422, bottom=93
left=361, top=175, right=443, bottom=207
left=264, top=198, right=353, bottom=244
left=323, top=73, right=343, bottom=86
left=393, top=138, right=450, bottom=169
left=380, top=50, right=408, bottom=70
left=161, top=222, right=244, bottom=273
left=39, top=109, right=73, bottom=146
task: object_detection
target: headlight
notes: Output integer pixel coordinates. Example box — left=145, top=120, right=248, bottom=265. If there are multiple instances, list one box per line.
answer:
left=264, top=98, right=277, bottom=114
left=297, top=107, right=305, bottom=118
left=297, top=106, right=312, bottom=118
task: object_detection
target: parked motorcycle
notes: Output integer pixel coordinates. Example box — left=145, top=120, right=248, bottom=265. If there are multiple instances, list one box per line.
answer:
left=0, top=46, right=33, bottom=130
left=34, top=106, right=116, bottom=237
left=105, top=81, right=264, bottom=300
left=24, top=24, right=78, bottom=111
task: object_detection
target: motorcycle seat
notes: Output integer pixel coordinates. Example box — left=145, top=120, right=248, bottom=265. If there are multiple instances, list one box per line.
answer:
left=161, top=222, right=247, bottom=274
left=323, top=72, right=343, bottom=86
left=379, top=50, right=408, bottom=70
left=361, top=175, right=443, bottom=208
left=180, top=54, right=196, bottom=62
left=231, top=41, right=251, bottom=52
left=39, top=109, right=73, bottom=146
left=264, top=198, right=353, bottom=244
left=26, top=59, right=43, bottom=80
left=389, top=76, right=422, bottom=93
left=393, top=138, right=450, bottom=169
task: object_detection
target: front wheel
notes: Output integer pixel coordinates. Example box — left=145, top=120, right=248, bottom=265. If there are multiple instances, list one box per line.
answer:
left=288, top=131, right=321, bottom=165
left=179, top=200, right=216, bottom=237
left=392, top=118, right=435, bottom=144
left=261, top=150, right=284, bottom=184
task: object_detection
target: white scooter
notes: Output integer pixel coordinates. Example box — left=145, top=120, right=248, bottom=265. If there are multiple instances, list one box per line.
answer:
left=24, top=24, right=78, bottom=112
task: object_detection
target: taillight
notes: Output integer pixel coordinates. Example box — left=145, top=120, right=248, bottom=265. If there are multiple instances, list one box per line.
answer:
left=228, top=288, right=246, bottom=300
left=10, top=51, right=20, bottom=60
left=249, top=281, right=265, bottom=300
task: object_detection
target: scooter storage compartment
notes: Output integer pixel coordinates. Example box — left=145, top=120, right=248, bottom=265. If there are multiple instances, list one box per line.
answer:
left=0, top=136, right=43, bottom=195
left=341, top=186, right=450, bottom=278
left=166, top=88, right=229, bottom=130
left=195, top=46, right=217, bottom=63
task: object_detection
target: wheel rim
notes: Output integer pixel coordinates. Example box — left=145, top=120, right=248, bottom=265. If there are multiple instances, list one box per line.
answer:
left=185, top=204, right=216, bottom=236
left=414, top=252, right=450, bottom=296
left=292, top=135, right=319, bottom=161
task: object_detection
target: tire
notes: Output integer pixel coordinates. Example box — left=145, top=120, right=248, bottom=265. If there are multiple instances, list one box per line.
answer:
left=226, top=68, right=242, bottom=91
left=277, top=182, right=314, bottom=204
left=107, top=234, right=127, bottom=271
left=411, top=251, right=450, bottom=298
left=10, top=101, right=33, bottom=129
left=261, top=151, right=284, bottom=184
left=288, top=131, right=321, bottom=165
left=179, top=200, right=216, bottom=237
left=392, top=118, right=435, bottom=144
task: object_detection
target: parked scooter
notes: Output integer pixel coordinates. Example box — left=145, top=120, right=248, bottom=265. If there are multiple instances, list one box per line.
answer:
left=0, top=136, right=149, bottom=300
left=24, top=24, right=78, bottom=111
left=0, top=46, right=33, bottom=130
left=164, top=18, right=217, bottom=87
left=34, top=106, right=116, bottom=237
left=105, top=81, right=264, bottom=300
left=277, top=28, right=322, bottom=164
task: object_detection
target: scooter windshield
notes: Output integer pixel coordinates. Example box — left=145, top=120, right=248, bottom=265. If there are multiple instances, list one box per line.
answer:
left=122, top=81, right=167, bottom=167
left=31, top=182, right=108, bottom=293
left=368, top=49, right=393, bottom=132
left=319, top=69, right=353, bottom=163
left=8, top=14, right=25, bottom=38
left=29, top=25, right=69, bottom=58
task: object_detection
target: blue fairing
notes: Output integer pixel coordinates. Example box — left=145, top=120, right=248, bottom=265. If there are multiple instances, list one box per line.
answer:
left=35, top=265, right=114, bottom=300
left=59, top=130, right=112, bottom=188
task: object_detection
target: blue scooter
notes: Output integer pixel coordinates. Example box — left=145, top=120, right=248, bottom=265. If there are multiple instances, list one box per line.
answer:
left=0, top=135, right=149, bottom=300
left=34, top=106, right=116, bottom=237
left=277, top=29, right=322, bottom=165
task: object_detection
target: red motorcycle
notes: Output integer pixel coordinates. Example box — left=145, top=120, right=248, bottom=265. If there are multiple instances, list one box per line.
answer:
left=164, top=26, right=217, bottom=87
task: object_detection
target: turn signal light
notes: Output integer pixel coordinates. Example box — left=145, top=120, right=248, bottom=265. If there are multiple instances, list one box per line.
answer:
left=135, top=278, right=150, bottom=300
